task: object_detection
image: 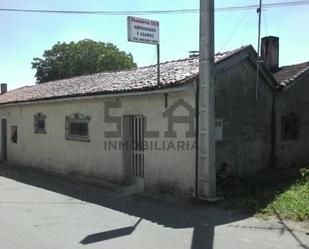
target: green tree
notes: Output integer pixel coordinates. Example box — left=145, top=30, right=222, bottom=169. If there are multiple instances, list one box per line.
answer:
left=32, top=39, right=137, bottom=83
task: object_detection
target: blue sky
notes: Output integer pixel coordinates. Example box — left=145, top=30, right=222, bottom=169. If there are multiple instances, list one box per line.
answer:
left=0, top=0, right=308, bottom=90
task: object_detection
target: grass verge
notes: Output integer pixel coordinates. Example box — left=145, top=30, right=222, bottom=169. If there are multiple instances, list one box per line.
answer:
left=220, top=167, right=309, bottom=221
left=259, top=168, right=309, bottom=221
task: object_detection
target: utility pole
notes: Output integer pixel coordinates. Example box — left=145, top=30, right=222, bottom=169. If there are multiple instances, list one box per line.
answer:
left=256, top=0, right=263, bottom=100
left=198, top=0, right=216, bottom=199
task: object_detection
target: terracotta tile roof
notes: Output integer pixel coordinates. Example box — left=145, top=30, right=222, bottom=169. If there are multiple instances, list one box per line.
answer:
left=0, top=46, right=250, bottom=105
left=273, top=61, right=309, bottom=87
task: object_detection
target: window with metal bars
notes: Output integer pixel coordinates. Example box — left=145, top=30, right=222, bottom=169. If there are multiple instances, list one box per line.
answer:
left=34, top=113, right=46, bottom=134
left=65, top=113, right=90, bottom=142
left=11, top=126, right=17, bottom=143
left=281, top=113, right=299, bottom=140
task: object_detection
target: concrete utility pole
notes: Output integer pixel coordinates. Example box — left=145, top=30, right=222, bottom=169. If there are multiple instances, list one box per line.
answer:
left=256, top=0, right=263, bottom=100
left=198, top=0, right=216, bottom=199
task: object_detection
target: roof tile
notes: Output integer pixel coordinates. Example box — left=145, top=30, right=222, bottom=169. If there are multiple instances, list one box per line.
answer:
left=0, top=46, right=249, bottom=105
left=273, top=61, right=309, bottom=87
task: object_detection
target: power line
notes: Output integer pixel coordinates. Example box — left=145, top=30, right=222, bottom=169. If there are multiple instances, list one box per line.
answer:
left=218, top=2, right=254, bottom=52
left=217, top=0, right=309, bottom=12
left=0, top=1, right=308, bottom=15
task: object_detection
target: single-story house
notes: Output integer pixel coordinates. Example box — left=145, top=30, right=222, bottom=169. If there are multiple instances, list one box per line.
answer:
left=273, top=59, right=309, bottom=168
left=0, top=36, right=293, bottom=196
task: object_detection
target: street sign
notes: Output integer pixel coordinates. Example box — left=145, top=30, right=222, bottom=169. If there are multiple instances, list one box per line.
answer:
left=127, top=16, right=159, bottom=45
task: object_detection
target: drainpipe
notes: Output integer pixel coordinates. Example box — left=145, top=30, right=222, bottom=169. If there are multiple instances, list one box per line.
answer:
left=195, top=79, right=199, bottom=198
left=197, top=0, right=216, bottom=199
left=271, top=91, right=276, bottom=168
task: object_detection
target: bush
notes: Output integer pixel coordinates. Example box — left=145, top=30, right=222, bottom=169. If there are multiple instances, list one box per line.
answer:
left=300, top=167, right=309, bottom=181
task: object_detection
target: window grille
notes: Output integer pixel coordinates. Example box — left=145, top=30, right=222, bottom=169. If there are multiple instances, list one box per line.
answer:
left=34, top=113, right=46, bottom=134
left=281, top=113, right=299, bottom=140
left=65, top=113, right=90, bottom=142
left=11, top=126, right=17, bottom=143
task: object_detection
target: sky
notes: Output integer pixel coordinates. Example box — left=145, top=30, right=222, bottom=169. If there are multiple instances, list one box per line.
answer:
left=0, top=0, right=308, bottom=90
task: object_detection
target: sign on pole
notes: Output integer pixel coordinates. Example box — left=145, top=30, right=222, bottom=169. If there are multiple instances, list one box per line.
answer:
left=127, top=16, right=160, bottom=45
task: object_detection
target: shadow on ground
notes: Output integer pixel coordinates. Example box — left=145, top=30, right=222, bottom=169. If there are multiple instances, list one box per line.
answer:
left=80, top=218, right=143, bottom=245
left=0, top=165, right=307, bottom=249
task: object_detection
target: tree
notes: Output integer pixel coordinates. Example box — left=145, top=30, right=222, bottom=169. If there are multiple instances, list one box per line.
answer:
left=32, top=39, right=137, bottom=83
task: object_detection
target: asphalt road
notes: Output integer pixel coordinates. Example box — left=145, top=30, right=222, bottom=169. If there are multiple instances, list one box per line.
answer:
left=0, top=166, right=308, bottom=249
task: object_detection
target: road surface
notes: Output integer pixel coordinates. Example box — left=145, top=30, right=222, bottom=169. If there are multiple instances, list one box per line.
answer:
left=0, top=166, right=308, bottom=249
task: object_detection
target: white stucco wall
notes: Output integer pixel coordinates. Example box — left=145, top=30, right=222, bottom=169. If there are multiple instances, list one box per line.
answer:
left=0, top=84, right=197, bottom=196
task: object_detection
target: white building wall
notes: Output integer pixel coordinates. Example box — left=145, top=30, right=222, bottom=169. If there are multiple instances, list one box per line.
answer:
left=0, top=85, right=196, bottom=196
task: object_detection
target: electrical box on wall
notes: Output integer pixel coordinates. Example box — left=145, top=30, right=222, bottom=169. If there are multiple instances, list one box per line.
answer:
left=215, top=118, right=223, bottom=141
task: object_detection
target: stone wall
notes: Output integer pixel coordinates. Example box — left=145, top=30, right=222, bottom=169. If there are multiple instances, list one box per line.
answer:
left=215, top=59, right=274, bottom=176
left=275, top=73, right=309, bottom=168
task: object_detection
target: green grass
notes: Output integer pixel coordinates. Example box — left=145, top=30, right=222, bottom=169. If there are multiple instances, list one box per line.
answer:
left=220, top=167, right=309, bottom=221
left=259, top=180, right=309, bottom=221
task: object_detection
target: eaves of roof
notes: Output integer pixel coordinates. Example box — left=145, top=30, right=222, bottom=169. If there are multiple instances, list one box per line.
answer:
left=0, top=45, right=272, bottom=106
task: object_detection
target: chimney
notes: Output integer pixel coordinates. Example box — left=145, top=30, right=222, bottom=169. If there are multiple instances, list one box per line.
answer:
left=261, top=36, right=279, bottom=72
left=1, top=83, right=7, bottom=94
left=189, top=50, right=199, bottom=58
